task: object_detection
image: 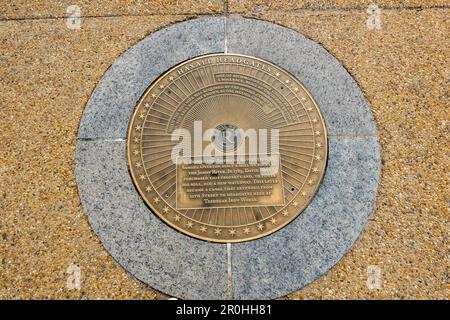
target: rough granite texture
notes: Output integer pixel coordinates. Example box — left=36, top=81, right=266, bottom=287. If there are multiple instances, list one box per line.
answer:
left=1, top=2, right=448, bottom=300
left=75, top=16, right=380, bottom=299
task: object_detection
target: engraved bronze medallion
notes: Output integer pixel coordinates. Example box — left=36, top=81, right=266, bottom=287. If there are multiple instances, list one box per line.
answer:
left=127, top=53, right=328, bottom=243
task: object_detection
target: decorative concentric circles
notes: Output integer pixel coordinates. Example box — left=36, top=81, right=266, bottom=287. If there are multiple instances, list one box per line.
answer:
left=127, top=53, right=328, bottom=243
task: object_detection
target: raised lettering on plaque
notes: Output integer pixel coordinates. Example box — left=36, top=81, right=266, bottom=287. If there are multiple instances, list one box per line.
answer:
left=127, top=53, right=328, bottom=243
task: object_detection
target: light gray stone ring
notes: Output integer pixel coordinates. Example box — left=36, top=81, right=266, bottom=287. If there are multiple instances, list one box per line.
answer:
left=75, top=16, right=381, bottom=299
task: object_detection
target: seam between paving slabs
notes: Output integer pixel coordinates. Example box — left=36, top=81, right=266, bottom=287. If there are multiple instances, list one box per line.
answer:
left=2, top=5, right=449, bottom=22
left=223, top=13, right=234, bottom=299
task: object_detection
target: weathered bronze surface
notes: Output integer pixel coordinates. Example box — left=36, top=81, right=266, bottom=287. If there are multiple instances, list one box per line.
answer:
left=127, top=53, right=328, bottom=243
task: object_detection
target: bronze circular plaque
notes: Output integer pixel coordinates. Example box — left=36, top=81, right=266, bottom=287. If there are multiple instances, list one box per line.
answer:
left=127, top=53, right=328, bottom=243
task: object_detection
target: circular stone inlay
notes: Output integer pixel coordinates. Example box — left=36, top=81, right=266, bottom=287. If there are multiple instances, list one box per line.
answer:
left=76, top=17, right=380, bottom=299
left=127, top=53, right=328, bottom=243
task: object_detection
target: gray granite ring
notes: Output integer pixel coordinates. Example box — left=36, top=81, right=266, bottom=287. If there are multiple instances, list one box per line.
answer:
left=75, top=16, right=381, bottom=299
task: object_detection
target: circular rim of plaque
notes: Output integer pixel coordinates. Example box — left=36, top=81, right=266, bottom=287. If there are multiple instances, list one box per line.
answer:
left=126, top=53, right=328, bottom=243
